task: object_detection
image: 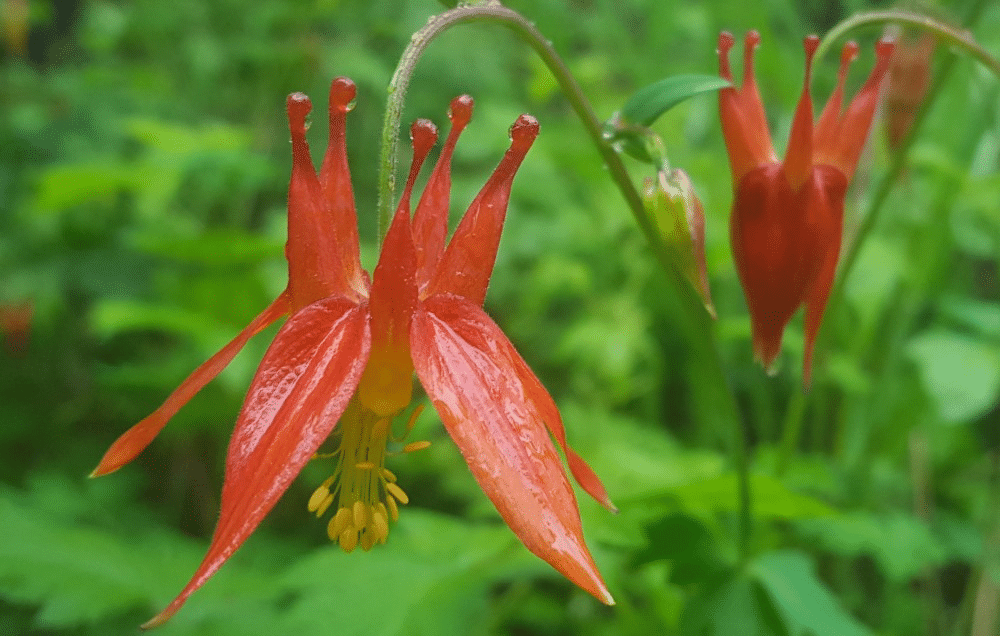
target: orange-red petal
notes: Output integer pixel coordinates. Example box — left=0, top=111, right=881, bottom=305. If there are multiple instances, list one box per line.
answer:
left=411, top=294, right=613, bottom=605
left=90, top=293, right=291, bottom=478
left=356, top=122, right=432, bottom=417
left=318, top=77, right=367, bottom=298
left=426, top=114, right=539, bottom=306
left=286, top=92, right=361, bottom=309
left=141, top=297, right=370, bottom=629
left=717, top=31, right=777, bottom=182
left=412, top=95, right=474, bottom=290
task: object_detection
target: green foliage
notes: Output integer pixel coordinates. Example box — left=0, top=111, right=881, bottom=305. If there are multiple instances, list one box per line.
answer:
left=2, top=0, right=999, bottom=634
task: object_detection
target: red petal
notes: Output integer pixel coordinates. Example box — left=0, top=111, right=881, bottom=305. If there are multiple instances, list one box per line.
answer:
left=355, top=127, right=428, bottom=417
left=411, top=294, right=613, bottom=605
left=412, top=95, right=473, bottom=289
left=731, top=164, right=843, bottom=371
left=817, top=39, right=895, bottom=177
left=815, top=42, right=859, bottom=157
left=425, top=115, right=539, bottom=306
left=802, top=165, right=848, bottom=386
left=318, top=78, right=368, bottom=298
left=286, top=91, right=363, bottom=309
left=783, top=36, right=819, bottom=190
left=142, top=298, right=370, bottom=629
left=717, top=31, right=777, bottom=182
left=90, top=294, right=291, bottom=478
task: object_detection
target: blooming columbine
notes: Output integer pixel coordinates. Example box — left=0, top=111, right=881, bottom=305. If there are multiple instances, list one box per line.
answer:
left=93, top=78, right=615, bottom=628
left=718, top=31, right=893, bottom=383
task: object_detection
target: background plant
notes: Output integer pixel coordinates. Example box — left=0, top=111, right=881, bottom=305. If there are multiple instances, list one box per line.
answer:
left=1, top=0, right=998, bottom=634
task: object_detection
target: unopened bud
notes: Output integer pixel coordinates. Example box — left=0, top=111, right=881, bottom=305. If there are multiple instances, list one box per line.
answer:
left=642, top=169, right=715, bottom=318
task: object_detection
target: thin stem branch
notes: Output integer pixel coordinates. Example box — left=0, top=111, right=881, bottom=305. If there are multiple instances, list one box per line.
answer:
left=377, top=3, right=650, bottom=246
left=814, top=9, right=1000, bottom=77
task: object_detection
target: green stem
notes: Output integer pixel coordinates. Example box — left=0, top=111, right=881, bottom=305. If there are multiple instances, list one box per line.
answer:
left=377, top=3, right=650, bottom=247
left=813, top=9, right=1000, bottom=77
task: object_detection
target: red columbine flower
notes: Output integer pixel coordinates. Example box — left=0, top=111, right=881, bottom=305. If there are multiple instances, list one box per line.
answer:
left=718, top=31, right=893, bottom=383
left=93, top=78, right=614, bottom=628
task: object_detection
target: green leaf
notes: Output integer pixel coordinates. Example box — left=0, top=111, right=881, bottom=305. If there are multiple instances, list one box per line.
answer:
left=752, top=550, right=872, bottom=636
left=618, top=75, right=731, bottom=128
left=907, top=330, right=1000, bottom=422
left=681, top=570, right=789, bottom=636
left=667, top=473, right=836, bottom=520
left=795, top=512, right=947, bottom=582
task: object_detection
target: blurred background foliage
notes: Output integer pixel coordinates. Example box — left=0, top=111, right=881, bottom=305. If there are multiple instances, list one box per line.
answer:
left=1, top=0, right=999, bottom=634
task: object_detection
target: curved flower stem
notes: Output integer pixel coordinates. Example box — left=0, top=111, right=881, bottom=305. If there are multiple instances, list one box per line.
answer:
left=813, top=9, right=1000, bottom=77
left=376, top=2, right=751, bottom=560
left=377, top=2, right=649, bottom=246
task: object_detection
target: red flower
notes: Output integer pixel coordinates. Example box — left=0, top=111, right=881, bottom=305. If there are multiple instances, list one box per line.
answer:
left=717, top=32, right=893, bottom=383
left=93, top=78, right=614, bottom=628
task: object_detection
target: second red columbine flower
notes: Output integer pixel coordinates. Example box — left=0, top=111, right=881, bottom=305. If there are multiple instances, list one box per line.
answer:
left=94, top=78, right=614, bottom=628
left=717, top=31, right=893, bottom=383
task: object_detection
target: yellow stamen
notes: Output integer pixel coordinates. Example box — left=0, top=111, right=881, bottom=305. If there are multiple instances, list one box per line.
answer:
left=307, top=476, right=335, bottom=514
left=307, top=398, right=427, bottom=553
left=386, top=482, right=409, bottom=505
left=352, top=500, right=368, bottom=529
left=327, top=507, right=351, bottom=541
left=360, top=530, right=376, bottom=552
left=403, top=440, right=431, bottom=453
left=339, top=527, right=358, bottom=552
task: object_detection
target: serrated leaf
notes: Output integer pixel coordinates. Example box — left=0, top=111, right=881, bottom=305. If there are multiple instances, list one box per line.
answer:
left=618, top=75, right=731, bottom=128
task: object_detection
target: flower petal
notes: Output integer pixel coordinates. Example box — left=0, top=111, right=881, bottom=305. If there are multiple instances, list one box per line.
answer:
left=411, top=294, right=613, bottom=605
left=802, top=165, right=848, bottom=387
left=141, top=297, right=370, bottom=629
left=318, top=78, right=367, bottom=298
left=356, top=122, right=431, bottom=418
left=717, top=31, right=777, bottom=182
left=90, top=294, right=291, bottom=478
left=412, top=95, right=473, bottom=290
left=426, top=115, right=539, bottom=306
left=286, top=91, right=362, bottom=308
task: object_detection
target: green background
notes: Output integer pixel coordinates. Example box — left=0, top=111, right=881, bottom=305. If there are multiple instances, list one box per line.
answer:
left=2, top=0, right=999, bottom=634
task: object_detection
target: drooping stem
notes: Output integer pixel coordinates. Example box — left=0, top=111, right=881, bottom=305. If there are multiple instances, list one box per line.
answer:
left=376, top=2, right=649, bottom=246
left=813, top=9, right=1000, bottom=77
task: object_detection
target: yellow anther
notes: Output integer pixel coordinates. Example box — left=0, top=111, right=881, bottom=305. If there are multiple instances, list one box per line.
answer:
left=403, top=440, right=431, bottom=453
left=372, top=510, right=389, bottom=543
left=381, top=468, right=398, bottom=483
left=360, top=530, right=375, bottom=552
left=352, top=500, right=368, bottom=529
left=307, top=476, right=335, bottom=513
left=339, top=527, right=358, bottom=553
left=327, top=507, right=352, bottom=541
left=315, top=493, right=334, bottom=517
left=386, top=482, right=409, bottom=505
left=404, top=404, right=425, bottom=436
left=355, top=461, right=375, bottom=470
left=386, top=495, right=399, bottom=522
